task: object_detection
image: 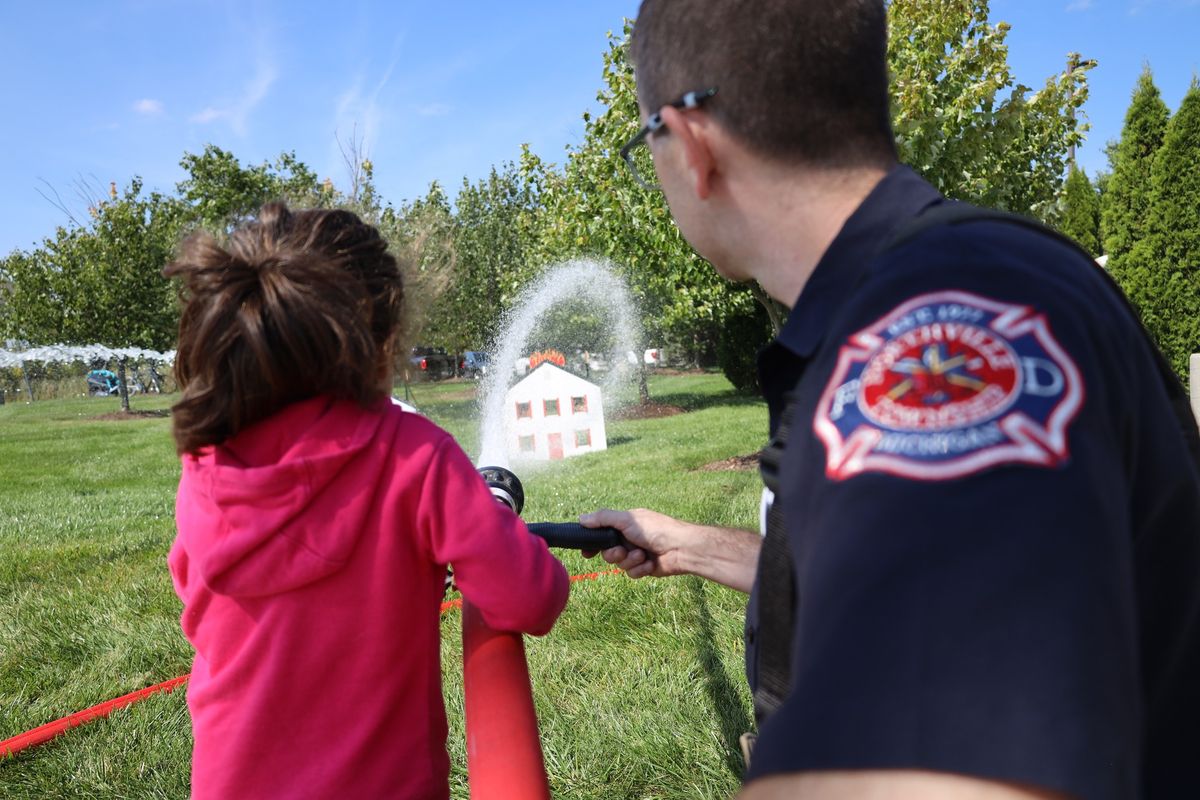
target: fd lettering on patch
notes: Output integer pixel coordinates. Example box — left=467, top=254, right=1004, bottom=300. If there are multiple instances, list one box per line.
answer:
left=814, top=290, right=1084, bottom=481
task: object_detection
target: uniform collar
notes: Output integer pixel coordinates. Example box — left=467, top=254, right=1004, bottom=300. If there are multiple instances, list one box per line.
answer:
left=774, top=165, right=943, bottom=360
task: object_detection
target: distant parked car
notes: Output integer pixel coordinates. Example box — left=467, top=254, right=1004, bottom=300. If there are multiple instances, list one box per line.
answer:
left=458, top=351, right=489, bottom=379
left=409, top=347, right=455, bottom=381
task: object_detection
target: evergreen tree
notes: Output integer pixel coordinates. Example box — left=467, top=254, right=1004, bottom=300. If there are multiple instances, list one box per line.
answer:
left=1058, top=167, right=1102, bottom=257
left=1101, top=67, right=1170, bottom=287
left=1139, top=80, right=1200, bottom=378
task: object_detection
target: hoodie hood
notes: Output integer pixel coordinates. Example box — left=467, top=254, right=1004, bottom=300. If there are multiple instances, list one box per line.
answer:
left=175, top=395, right=389, bottom=598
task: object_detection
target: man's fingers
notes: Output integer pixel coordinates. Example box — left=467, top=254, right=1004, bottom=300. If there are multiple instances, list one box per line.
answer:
left=627, top=561, right=656, bottom=579
left=593, top=544, right=656, bottom=577
left=580, top=509, right=627, bottom=529
left=599, top=545, right=630, bottom=565
left=582, top=509, right=655, bottom=551
left=618, top=549, right=647, bottom=572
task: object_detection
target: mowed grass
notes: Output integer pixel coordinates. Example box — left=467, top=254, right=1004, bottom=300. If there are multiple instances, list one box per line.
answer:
left=0, top=373, right=767, bottom=799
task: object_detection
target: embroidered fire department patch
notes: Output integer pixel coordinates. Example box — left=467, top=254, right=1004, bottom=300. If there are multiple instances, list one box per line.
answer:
left=814, top=290, right=1084, bottom=481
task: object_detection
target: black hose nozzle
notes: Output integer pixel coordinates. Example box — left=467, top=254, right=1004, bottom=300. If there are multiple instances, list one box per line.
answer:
left=478, top=465, right=524, bottom=515
left=477, top=466, right=625, bottom=551
left=526, top=522, right=624, bottom=551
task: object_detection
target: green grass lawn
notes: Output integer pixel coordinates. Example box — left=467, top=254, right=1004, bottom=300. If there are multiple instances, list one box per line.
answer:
left=0, top=373, right=767, bottom=799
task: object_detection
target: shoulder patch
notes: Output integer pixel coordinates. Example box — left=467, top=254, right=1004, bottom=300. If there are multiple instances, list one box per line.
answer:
left=814, top=290, right=1084, bottom=481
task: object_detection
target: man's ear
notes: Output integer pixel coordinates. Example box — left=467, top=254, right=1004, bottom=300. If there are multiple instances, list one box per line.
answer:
left=659, top=105, right=716, bottom=200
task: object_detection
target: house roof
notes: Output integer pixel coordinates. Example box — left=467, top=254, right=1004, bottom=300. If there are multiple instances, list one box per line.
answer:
left=505, top=362, right=600, bottom=398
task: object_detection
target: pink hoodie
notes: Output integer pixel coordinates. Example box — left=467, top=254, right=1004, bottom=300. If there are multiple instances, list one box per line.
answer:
left=169, top=396, right=569, bottom=799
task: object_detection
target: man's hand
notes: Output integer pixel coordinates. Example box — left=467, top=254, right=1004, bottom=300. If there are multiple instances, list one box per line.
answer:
left=578, top=508, right=693, bottom=579
left=579, top=508, right=761, bottom=593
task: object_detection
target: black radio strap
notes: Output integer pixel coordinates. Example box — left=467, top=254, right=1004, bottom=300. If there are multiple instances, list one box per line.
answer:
left=749, top=201, right=1200, bottom=727
left=752, top=391, right=799, bottom=723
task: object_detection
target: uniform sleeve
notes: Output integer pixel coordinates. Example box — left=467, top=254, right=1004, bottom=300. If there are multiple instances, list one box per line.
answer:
left=749, top=263, right=1142, bottom=799
left=416, top=437, right=569, bottom=636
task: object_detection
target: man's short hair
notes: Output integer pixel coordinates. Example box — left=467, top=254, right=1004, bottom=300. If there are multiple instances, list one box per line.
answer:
left=631, top=0, right=897, bottom=169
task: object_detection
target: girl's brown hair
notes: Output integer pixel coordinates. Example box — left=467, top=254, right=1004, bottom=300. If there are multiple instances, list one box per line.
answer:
left=165, top=203, right=404, bottom=455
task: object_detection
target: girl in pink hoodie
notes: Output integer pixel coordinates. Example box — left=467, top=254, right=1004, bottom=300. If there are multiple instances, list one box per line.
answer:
left=165, top=203, right=569, bottom=799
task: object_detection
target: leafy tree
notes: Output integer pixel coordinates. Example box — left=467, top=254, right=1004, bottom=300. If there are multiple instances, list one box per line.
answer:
left=427, top=163, right=543, bottom=353
left=717, top=299, right=773, bottom=394
left=1058, top=167, right=1102, bottom=257
left=1, top=179, right=185, bottom=409
left=0, top=264, right=10, bottom=333
left=1137, top=80, right=1200, bottom=378
left=177, top=145, right=327, bottom=233
left=380, top=183, right=458, bottom=352
left=888, top=0, right=1094, bottom=219
left=0, top=249, right=58, bottom=346
left=1101, top=67, right=1171, bottom=288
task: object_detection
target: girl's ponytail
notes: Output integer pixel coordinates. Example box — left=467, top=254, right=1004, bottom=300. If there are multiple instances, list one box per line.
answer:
left=165, top=203, right=404, bottom=455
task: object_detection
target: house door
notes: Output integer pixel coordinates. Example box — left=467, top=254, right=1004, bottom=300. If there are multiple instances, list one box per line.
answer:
left=547, top=433, right=563, bottom=460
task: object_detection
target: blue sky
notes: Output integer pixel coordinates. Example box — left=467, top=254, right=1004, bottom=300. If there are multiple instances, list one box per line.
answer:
left=1, top=1, right=1197, bottom=256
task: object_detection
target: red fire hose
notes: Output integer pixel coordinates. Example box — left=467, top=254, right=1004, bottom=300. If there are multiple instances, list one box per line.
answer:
left=0, top=675, right=190, bottom=758
left=462, top=601, right=552, bottom=799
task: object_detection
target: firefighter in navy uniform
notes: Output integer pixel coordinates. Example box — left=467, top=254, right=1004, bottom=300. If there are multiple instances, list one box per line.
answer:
left=581, top=1, right=1200, bottom=798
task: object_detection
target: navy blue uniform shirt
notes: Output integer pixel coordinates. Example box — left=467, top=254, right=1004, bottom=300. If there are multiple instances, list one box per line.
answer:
left=744, top=166, right=1200, bottom=799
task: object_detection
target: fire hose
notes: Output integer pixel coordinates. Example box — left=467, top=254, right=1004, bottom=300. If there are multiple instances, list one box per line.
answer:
left=466, top=467, right=624, bottom=798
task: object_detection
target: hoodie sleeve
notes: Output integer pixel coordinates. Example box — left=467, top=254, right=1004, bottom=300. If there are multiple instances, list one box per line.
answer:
left=417, top=436, right=568, bottom=636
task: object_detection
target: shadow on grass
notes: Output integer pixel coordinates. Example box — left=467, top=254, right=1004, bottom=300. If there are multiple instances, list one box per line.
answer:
left=651, top=389, right=762, bottom=414
left=687, top=577, right=752, bottom=780
left=93, top=409, right=171, bottom=420
left=606, top=435, right=637, bottom=448
left=0, top=536, right=166, bottom=600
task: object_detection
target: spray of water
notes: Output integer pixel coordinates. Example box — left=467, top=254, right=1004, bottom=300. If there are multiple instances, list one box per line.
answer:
left=475, top=258, right=641, bottom=468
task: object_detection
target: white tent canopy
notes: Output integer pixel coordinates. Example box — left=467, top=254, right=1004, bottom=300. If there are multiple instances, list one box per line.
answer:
left=0, top=344, right=175, bottom=370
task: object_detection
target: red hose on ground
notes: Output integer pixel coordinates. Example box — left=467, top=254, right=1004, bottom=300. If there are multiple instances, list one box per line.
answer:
left=0, top=675, right=189, bottom=758
left=462, top=600, right=551, bottom=800
left=2, top=569, right=620, bottom=762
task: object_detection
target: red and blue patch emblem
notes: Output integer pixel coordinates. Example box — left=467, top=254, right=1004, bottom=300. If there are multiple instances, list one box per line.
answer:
left=815, top=290, right=1084, bottom=481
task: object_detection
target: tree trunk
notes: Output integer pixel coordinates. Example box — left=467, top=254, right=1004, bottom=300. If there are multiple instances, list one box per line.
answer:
left=638, top=361, right=651, bottom=405
left=750, top=281, right=787, bottom=336
left=21, top=361, right=33, bottom=402
left=116, top=357, right=131, bottom=412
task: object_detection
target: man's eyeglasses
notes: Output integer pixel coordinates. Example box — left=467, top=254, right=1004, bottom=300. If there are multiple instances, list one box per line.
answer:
left=619, top=87, right=718, bottom=191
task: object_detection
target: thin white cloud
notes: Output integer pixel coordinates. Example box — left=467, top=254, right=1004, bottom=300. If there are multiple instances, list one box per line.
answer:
left=331, top=44, right=402, bottom=168
left=132, top=98, right=164, bottom=116
left=190, top=107, right=224, bottom=124
left=189, top=59, right=278, bottom=135
left=416, top=103, right=451, bottom=117
left=188, top=4, right=279, bottom=136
